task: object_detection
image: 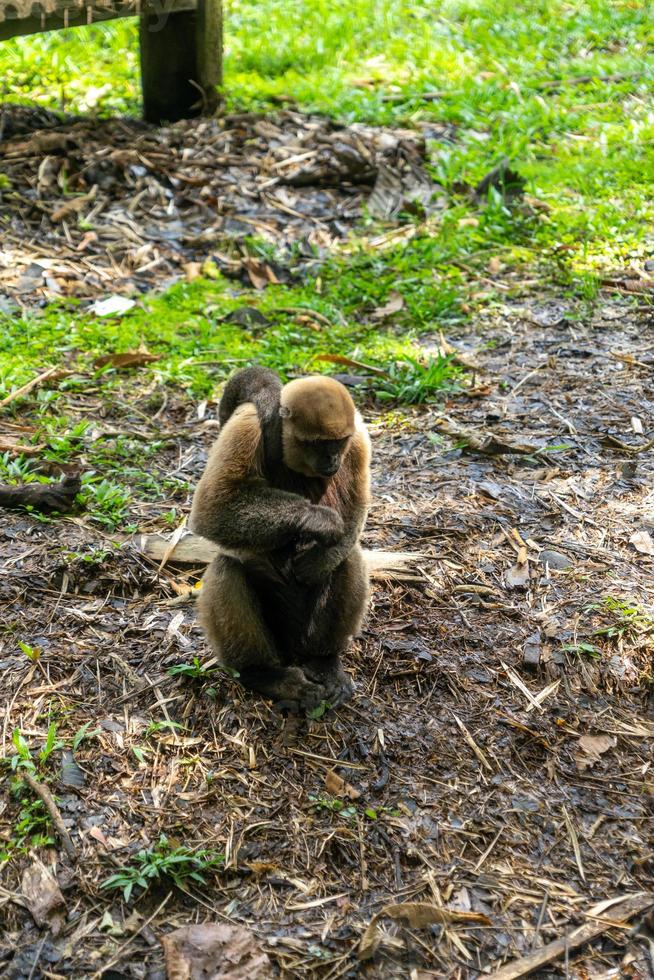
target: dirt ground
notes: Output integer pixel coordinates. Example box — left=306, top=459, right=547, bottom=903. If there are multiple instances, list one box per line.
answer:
left=1, top=267, right=653, bottom=978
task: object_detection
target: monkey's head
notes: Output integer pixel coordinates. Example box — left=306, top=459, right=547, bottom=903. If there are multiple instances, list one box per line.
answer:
left=280, top=376, right=356, bottom=478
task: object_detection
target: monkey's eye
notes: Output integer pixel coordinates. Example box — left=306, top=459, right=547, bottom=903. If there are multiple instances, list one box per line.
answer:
left=301, top=438, right=348, bottom=453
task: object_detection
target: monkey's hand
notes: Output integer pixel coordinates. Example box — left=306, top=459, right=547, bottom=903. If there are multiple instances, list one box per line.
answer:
left=293, top=540, right=345, bottom=585
left=298, top=505, right=344, bottom=547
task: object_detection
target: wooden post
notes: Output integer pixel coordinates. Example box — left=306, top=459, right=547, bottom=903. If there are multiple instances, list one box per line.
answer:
left=139, top=0, right=222, bottom=123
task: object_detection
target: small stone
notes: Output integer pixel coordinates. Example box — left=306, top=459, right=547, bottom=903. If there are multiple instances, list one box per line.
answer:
left=538, top=549, right=572, bottom=570
left=523, top=630, right=542, bottom=670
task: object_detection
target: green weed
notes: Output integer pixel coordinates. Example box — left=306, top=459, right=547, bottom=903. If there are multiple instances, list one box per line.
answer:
left=168, top=657, right=239, bottom=680
left=101, top=834, right=224, bottom=901
left=592, top=596, right=654, bottom=641
left=0, top=800, right=54, bottom=864
left=309, top=794, right=357, bottom=820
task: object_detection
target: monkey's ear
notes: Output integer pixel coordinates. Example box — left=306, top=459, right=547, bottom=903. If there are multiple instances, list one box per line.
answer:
left=279, top=405, right=292, bottom=418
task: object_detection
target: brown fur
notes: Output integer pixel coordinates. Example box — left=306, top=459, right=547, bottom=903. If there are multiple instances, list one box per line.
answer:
left=280, top=376, right=355, bottom=439
left=190, top=368, right=371, bottom=713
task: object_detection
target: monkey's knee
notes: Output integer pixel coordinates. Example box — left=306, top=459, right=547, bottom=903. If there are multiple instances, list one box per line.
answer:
left=327, top=548, right=369, bottom=641
left=198, top=556, right=278, bottom=673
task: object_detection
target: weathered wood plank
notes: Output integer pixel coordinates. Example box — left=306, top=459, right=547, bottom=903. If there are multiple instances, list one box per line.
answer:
left=139, top=532, right=424, bottom=581
left=0, top=0, right=194, bottom=41
left=195, top=0, right=222, bottom=113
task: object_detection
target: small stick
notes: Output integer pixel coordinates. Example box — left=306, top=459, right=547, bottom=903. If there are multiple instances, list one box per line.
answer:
left=0, top=367, right=59, bottom=408
left=90, top=892, right=172, bottom=980
left=453, top=714, right=493, bottom=772
left=473, top=825, right=505, bottom=872
left=488, top=892, right=653, bottom=980
left=562, top=805, right=586, bottom=883
left=22, top=772, right=77, bottom=863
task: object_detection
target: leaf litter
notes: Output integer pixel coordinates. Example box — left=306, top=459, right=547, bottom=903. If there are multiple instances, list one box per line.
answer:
left=0, top=115, right=653, bottom=980
left=0, top=103, right=449, bottom=307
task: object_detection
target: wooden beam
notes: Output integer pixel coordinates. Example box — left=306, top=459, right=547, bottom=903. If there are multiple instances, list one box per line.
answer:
left=139, top=532, right=424, bottom=581
left=0, top=0, right=194, bottom=42
left=139, top=0, right=221, bottom=122
left=195, top=0, right=222, bottom=113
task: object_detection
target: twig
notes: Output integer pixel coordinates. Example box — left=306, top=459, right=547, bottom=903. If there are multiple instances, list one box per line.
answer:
left=536, top=72, right=640, bottom=92
left=0, top=367, right=60, bottom=408
left=89, top=891, right=172, bottom=979
left=452, top=714, right=493, bottom=771
left=488, top=892, right=653, bottom=979
left=473, top=825, right=505, bottom=872
left=602, top=433, right=654, bottom=454
left=22, top=771, right=77, bottom=863
left=275, top=306, right=334, bottom=328
left=562, top=805, right=586, bottom=883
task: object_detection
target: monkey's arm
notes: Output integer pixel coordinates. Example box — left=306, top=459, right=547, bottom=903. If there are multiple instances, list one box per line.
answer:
left=293, top=420, right=371, bottom=583
left=190, top=404, right=343, bottom=553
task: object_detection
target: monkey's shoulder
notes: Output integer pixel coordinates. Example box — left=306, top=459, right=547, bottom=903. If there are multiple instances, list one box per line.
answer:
left=210, top=402, right=264, bottom=483
left=219, top=367, right=282, bottom=427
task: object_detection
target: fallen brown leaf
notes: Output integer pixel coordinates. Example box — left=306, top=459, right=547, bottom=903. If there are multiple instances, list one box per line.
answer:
left=21, top=859, right=66, bottom=935
left=574, top=734, right=617, bottom=772
left=242, top=257, right=279, bottom=290
left=505, top=561, right=530, bottom=589
left=325, top=769, right=361, bottom=800
left=51, top=186, right=97, bottom=223
left=629, top=530, right=654, bottom=556
left=162, top=922, right=270, bottom=980
left=359, top=902, right=490, bottom=961
left=371, top=291, right=404, bottom=319
left=94, top=351, right=161, bottom=370
left=434, top=417, right=540, bottom=455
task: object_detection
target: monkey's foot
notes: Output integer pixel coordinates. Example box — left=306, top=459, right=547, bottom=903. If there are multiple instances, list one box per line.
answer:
left=302, top=663, right=355, bottom=708
left=261, top=666, right=329, bottom=714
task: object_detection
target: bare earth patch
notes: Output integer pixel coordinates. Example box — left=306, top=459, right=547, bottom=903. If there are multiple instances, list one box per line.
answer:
left=1, top=267, right=653, bottom=977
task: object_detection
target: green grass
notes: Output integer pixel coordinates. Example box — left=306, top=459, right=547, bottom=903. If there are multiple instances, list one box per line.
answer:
left=1, top=0, right=652, bottom=263
left=1, top=1, right=653, bottom=527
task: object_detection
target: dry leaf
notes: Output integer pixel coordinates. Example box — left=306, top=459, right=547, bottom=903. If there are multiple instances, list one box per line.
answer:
left=371, top=291, right=404, bottom=319
left=242, top=258, right=279, bottom=290
left=574, top=734, right=617, bottom=772
left=0, top=437, right=43, bottom=456
left=313, top=353, right=388, bottom=377
left=358, top=903, right=490, bottom=961
left=162, top=922, right=270, bottom=980
left=505, top=561, right=530, bottom=589
left=629, top=530, right=654, bottom=556
left=183, top=262, right=203, bottom=282
left=88, top=826, right=109, bottom=847
left=21, top=859, right=66, bottom=935
left=50, top=186, right=97, bottom=223
left=94, top=351, right=160, bottom=370
left=434, top=417, right=540, bottom=455
left=325, top=769, right=361, bottom=800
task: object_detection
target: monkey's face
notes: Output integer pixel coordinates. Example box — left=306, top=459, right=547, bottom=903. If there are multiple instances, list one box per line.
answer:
left=284, top=432, right=351, bottom=478
left=280, top=376, right=356, bottom=479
